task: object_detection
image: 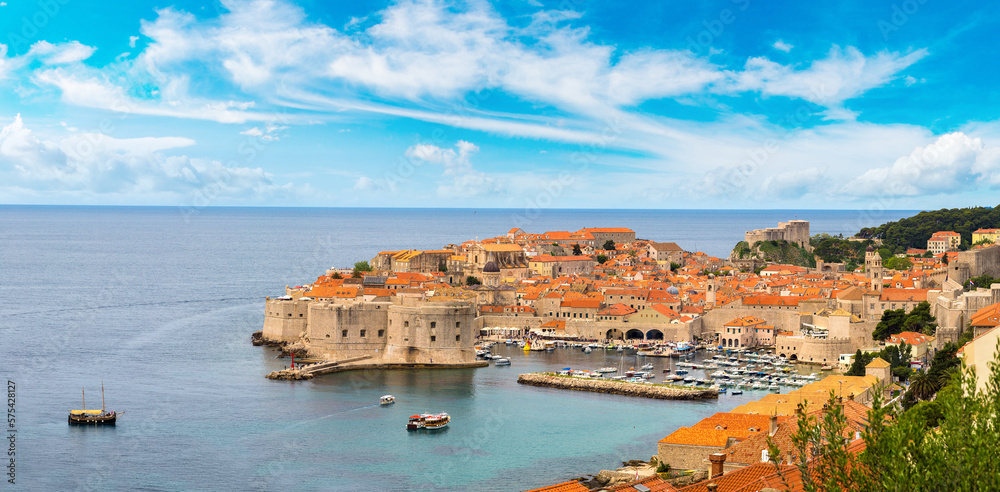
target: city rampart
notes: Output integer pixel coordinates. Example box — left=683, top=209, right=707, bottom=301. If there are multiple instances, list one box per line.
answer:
left=383, top=303, right=478, bottom=364
left=775, top=335, right=853, bottom=364
left=951, top=244, right=1000, bottom=285
left=263, top=297, right=310, bottom=342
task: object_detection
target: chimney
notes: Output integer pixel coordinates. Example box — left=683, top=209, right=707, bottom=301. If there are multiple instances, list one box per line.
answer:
left=709, top=452, right=727, bottom=479
left=707, top=483, right=719, bottom=492
left=769, top=413, right=778, bottom=436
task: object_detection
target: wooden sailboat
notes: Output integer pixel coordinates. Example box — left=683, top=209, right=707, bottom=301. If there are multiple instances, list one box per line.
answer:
left=68, top=383, right=117, bottom=425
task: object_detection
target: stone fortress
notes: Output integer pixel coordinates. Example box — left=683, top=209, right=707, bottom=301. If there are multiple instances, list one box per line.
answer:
left=744, top=220, right=812, bottom=251
left=262, top=296, right=481, bottom=367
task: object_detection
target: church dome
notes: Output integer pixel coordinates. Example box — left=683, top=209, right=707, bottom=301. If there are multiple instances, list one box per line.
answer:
left=866, top=245, right=874, bottom=252
left=483, top=261, right=500, bottom=273
left=666, top=286, right=680, bottom=295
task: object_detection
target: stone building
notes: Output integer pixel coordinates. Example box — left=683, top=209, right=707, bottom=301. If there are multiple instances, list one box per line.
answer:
left=864, top=246, right=884, bottom=292
left=528, top=255, right=596, bottom=277
left=578, top=227, right=636, bottom=245
left=261, top=296, right=479, bottom=365
left=927, top=231, right=961, bottom=254
left=744, top=220, right=811, bottom=250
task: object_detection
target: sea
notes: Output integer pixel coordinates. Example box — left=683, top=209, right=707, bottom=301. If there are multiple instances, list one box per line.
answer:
left=0, top=206, right=917, bottom=491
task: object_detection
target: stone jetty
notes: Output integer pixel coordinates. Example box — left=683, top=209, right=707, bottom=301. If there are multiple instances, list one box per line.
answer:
left=517, top=373, right=718, bottom=399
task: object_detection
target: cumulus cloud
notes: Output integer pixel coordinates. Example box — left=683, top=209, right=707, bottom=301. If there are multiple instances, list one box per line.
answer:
left=129, top=36, right=140, bottom=48
left=404, top=140, right=502, bottom=198
left=240, top=122, right=286, bottom=141
left=841, top=132, right=1000, bottom=197
left=0, top=114, right=294, bottom=201
left=760, top=167, right=826, bottom=198
left=27, top=41, right=97, bottom=65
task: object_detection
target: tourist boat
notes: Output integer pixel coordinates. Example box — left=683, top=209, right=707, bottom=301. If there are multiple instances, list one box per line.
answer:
left=68, top=384, right=117, bottom=426
left=380, top=395, right=395, bottom=405
left=494, top=358, right=511, bottom=366
left=423, top=413, right=450, bottom=430
left=407, top=414, right=430, bottom=430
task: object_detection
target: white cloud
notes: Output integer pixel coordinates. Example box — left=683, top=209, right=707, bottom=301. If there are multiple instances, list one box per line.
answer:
left=841, top=132, right=1000, bottom=197
left=772, top=40, right=793, bottom=53
left=0, top=114, right=293, bottom=201
left=27, top=41, right=97, bottom=65
left=404, top=140, right=502, bottom=198
left=732, top=46, right=927, bottom=106
left=129, top=36, right=140, bottom=48
left=353, top=176, right=376, bottom=191
left=240, top=122, right=286, bottom=141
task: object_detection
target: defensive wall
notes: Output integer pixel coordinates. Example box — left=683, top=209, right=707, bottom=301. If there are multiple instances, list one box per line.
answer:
left=950, top=244, right=1000, bottom=285
left=261, top=297, right=477, bottom=365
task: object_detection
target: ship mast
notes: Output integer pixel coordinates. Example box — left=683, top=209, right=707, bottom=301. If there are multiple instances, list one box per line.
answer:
left=101, top=382, right=106, bottom=413
left=82, top=387, right=85, bottom=410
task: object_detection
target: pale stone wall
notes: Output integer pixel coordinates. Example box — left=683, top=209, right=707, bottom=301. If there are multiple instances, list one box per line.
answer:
left=383, top=303, right=477, bottom=364
left=657, top=443, right=722, bottom=472
left=565, top=320, right=694, bottom=342
left=701, top=306, right=803, bottom=336
left=306, top=302, right=392, bottom=358
left=775, top=335, right=853, bottom=364
left=262, top=298, right=310, bottom=342
left=951, top=244, right=1000, bottom=285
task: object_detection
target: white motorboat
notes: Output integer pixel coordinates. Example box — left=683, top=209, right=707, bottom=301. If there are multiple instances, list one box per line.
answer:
left=380, top=395, right=395, bottom=405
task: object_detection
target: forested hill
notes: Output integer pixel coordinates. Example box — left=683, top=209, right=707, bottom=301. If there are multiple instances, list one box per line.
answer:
left=856, top=205, right=1000, bottom=253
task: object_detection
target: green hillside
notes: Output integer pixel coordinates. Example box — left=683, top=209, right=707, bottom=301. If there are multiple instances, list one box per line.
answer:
left=856, top=205, right=1000, bottom=254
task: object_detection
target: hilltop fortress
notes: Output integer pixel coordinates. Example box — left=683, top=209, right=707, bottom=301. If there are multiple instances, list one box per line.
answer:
left=745, top=220, right=811, bottom=250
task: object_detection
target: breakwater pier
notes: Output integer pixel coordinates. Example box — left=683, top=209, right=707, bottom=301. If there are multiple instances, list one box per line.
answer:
left=517, top=373, right=718, bottom=400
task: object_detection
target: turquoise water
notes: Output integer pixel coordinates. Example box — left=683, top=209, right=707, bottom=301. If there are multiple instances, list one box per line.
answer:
left=0, top=206, right=915, bottom=491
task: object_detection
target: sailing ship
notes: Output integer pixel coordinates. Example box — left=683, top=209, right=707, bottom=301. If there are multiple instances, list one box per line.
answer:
left=68, top=383, right=117, bottom=425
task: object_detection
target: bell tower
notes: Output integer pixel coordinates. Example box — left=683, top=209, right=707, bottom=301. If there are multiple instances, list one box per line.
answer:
left=865, top=246, right=883, bottom=292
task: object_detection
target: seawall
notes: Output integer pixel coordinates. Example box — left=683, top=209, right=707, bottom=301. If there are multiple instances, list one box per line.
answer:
left=517, top=373, right=718, bottom=400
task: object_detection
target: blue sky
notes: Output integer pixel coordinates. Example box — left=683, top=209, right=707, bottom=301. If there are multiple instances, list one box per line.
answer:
left=1, top=0, right=999, bottom=209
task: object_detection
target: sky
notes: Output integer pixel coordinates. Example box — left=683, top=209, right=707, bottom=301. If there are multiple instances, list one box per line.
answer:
left=1, top=0, right=999, bottom=209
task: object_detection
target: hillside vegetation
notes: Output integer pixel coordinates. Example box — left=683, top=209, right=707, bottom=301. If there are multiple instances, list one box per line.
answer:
left=732, top=239, right=815, bottom=269
left=856, top=205, right=1000, bottom=254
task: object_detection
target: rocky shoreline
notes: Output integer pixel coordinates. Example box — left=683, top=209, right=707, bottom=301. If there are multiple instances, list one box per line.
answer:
left=517, top=373, right=718, bottom=399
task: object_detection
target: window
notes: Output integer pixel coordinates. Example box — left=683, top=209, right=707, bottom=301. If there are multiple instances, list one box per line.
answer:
left=378, top=330, right=385, bottom=337
left=342, top=330, right=348, bottom=337
left=360, top=330, right=366, bottom=337
left=325, top=334, right=330, bottom=338
left=430, top=336, right=436, bottom=342
left=430, top=321, right=436, bottom=328
left=456, top=335, right=461, bottom=341
left=456, top=322, right=460, bottom=328
left=404, top=321, right=409, bottom=328
left=300, top=313, right=303, bottom=317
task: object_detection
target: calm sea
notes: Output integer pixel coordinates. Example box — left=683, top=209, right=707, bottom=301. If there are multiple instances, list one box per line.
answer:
left=0, top=206, right=915, bottom=491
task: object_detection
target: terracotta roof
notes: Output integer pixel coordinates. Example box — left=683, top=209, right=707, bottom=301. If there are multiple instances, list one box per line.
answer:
left=677, top=463, right=796, bottom=492
left=724, top=316, right=766, bottom=327
left=610, top=475, right=678, bottom=492
left=887, top=331, right=934, bottom=346
left=524, top=480, right=589, bottom=492
left=598, top=303, right=638, bottom=316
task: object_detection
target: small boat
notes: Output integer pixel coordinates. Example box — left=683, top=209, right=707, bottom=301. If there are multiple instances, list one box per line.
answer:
left=407, top=414, right=429, bottom=430
left=380, top=395, right=395, bottom=405
left=583, top=347, right=592, bottom=354
left=641, top=363, right=654, bottom=370
left=68, top=384, right=117, bottom=426
left=494, top=358, right=511, bottom=366
left=820, top=364, right=834, bottom=371
left=423, top=413, right=450, bottom=430
left=731, top=389, right=743, bottom=395
left=596, top=367, right=618, bottom=373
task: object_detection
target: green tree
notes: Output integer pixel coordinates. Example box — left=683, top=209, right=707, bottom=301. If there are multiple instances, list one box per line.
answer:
left=847, top=349, right=875, bottom=376
left=596, top=254, right=608, bottom=264
left=669, top=262, right=681, bottom=271
left=873, top=309, right=907, bottom=340
left=331, top=272, right=342, bottom=279
left=965, top=274, right=999, bottom=290
left=572, top=244, right=583, bottom=255
left=883, top=256, right=913, bottom=270
left=466, top=276, right=481, bottom=286
left=352, top=261, right=373, bottom=276
left=902, top=301, right=937, bottom=335
left=603, top=240, right=616, bottom=251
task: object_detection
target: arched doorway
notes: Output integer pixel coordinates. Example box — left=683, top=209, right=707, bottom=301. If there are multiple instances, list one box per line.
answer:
left=606, top=329, right=624, bottom=340
left=645, top=329, right=664, bottom=340
left=625, top=329, right=644, bottom=340
left=789, top=354, right=798, bottom=361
